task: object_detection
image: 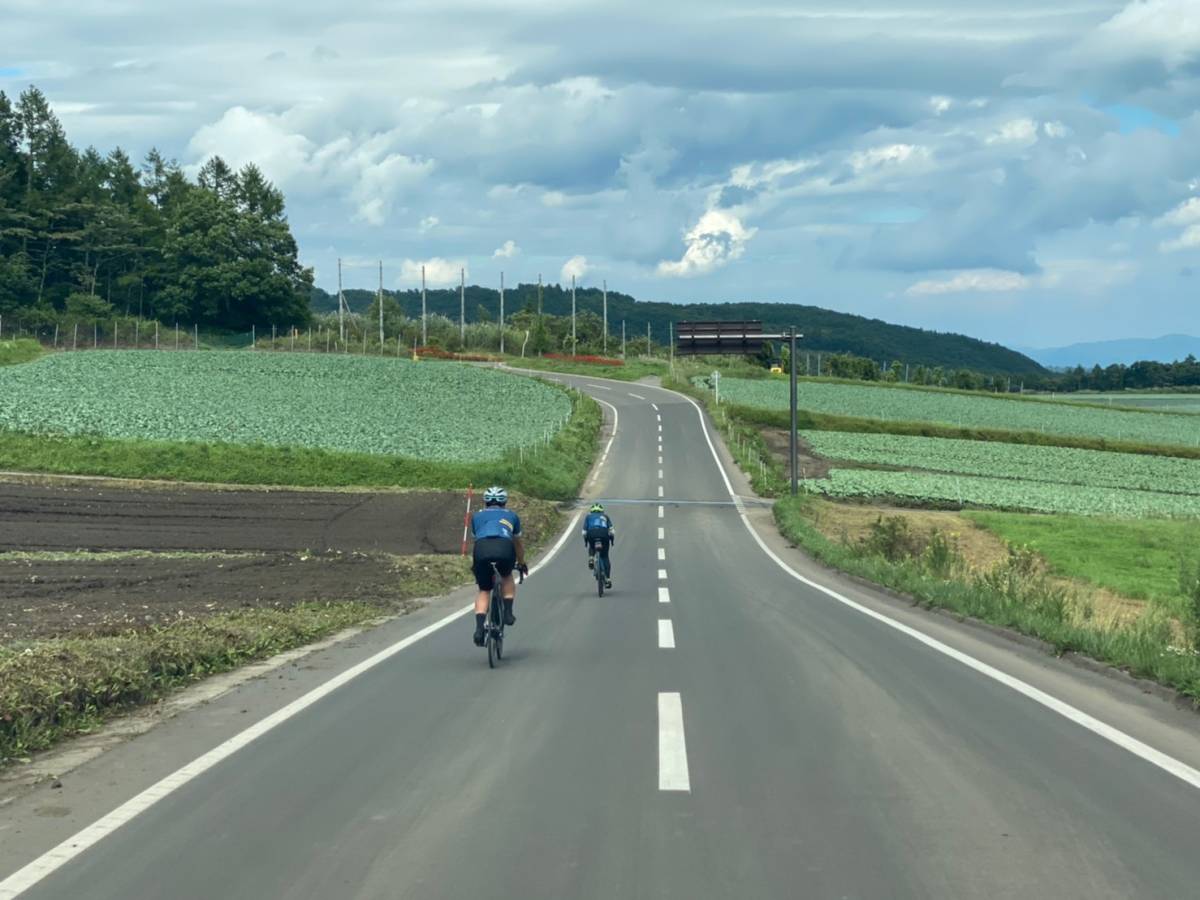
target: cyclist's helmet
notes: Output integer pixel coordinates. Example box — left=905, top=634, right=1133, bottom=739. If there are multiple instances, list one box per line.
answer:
left=483, top=485, right=508, bottom=507
left=589, top=502, right=605, bottom=513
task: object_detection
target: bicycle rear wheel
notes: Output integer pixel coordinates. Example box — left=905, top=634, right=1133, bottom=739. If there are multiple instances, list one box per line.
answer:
left=488, top=581, right=503, bottom=667
left=596, top=557, right=606, bottom=597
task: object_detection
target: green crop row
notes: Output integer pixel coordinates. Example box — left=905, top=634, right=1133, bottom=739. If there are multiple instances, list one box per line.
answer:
left=0, top=352, right=571, bottom=462
left=802, top=430, right=1200, bottom=497
left=702, top=377, right=1200, bottom=448
left=801, top=469, right=1200, bottom=518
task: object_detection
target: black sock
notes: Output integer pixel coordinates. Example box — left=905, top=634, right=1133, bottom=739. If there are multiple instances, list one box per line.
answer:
left=475, top=613, right=486, bottom=630
left=503, top=597, right=514, bottom=612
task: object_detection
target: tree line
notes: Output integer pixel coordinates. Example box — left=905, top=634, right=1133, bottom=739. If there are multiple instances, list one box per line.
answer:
left=0, top=86, right=312, bottom=332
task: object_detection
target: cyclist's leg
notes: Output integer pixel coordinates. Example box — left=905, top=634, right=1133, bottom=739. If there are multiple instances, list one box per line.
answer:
left=497, top=543, right=517, bottom=625
left=472, top=541, right=502, bottom=643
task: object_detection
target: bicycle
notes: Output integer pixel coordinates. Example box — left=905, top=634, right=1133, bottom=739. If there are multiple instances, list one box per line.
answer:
left=591, top=538, right=609, bottom=597
left=483, top=561, right=524, bottom=668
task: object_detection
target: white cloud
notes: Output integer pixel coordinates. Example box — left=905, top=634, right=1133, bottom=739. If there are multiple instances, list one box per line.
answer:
left=188, top=108, right=433, bottom=226
left=986, top=118, right=1039, bottom=145
left=541, top=190, right=566, bottom=207
left=1161, top=225, right=1200, bottom=253
left=1042, top=121, right=1068, bottom=138
left=657, top=209, right=757, bottom=278
left=848, top=143, right=927, bottom=173
left=1156, top=197, right=1200, bottom=228
left=418, top=216, right=439, bottom=233
left=493, top=240, right=520, bottom=258
left=400, top=258, right=465, bottom=285
left=930, top=96, right=952, bottom=115
left=905, top=269, right=1032, bottom=296
left=1094, top=0, right=1200, bottom=70
left=561, top=255, right=589, bottom=282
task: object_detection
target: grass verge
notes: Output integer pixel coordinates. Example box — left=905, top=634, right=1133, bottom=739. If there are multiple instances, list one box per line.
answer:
left=774, top=494, right=1200, bottom=700
left=0, top=338, right=43, bottom=367
left=0, top=601, right=377, bottom=763
left=965, top=511, right=1200, bottom=614
left=0, top=385, right=601, bottom=500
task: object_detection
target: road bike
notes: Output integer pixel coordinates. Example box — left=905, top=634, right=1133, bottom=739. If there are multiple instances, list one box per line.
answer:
left=483, top=561, right=524, bottom=668
left=591, top=538, right=609, bottom=597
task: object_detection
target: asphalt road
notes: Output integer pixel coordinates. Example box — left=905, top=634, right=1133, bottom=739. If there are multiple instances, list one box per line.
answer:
left=5, top=374, right=1200, bottom=898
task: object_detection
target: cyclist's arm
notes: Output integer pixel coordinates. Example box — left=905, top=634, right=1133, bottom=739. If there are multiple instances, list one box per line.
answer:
left=514, top=535, right=527, bottom=568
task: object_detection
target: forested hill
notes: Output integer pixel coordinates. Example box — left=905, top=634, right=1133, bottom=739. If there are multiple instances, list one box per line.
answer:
left=315, top=284, right=1044, bottom=376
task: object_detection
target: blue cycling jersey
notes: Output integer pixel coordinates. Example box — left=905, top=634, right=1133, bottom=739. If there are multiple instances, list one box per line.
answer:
left=472, top=507, right=522, bottom=541
left=584, top=513, right=611, bottom=533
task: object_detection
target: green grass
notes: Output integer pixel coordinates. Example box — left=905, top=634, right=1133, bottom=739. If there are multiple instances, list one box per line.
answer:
left=0, top=386, right=601, bottom=500
left=966, top=511, right=1200, bottom=612
left=774, top=495, right=1200, bottom=698
left=0, top=338, right=43, bottom=366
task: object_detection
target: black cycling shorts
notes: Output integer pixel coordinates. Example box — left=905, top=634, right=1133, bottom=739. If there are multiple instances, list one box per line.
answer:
left=473, top=537, right=516, bottom=590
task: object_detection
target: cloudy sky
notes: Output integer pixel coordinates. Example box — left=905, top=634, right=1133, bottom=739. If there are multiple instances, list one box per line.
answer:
left=4, top=0, right=1199, bottom=347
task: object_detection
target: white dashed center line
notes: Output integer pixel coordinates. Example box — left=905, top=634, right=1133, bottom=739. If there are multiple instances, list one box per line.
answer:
left=658, top=505, right=664, bottom=518
left=658, top=527, right=665, bottom=540
left=658, top=693, right=691, bottom=792
left=629, top=392, right=646, bottom=400
left=658, top=485, right=664, bottom=497
left=658, top=568, right=668, bottom=580
left=658, top=587, right=670, bottom=604
left=651, top=403, right=659, bottom=411
left=658, top=469, right=664, bottom=479
left=658, top=619, right=676, bottom=649
left=658, top=547, right=666, bottom=561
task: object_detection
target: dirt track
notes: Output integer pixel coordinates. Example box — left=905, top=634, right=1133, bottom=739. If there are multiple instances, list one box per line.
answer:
left=0, top=480, right=477, bottom=640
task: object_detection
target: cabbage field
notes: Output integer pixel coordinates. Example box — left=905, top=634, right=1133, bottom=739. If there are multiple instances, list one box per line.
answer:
left=707, top=377, right=1200, bottom=447
left=801, top=431, right=1200, bottom=497
left=0, top=352, right=571, bottom=461
left=801, top=469, right=1200, bottom=518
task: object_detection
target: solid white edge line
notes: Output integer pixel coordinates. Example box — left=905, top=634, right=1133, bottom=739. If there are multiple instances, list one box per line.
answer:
left=658, top=692, right=690, bottom=791
left=586, top=398, right=620, bottom=489
left=658, top=619, right=676, bottom=650
left=0, top=463, right=609, bottom=899
left=658, top=569, right=668, bottom=580
left=668, top=387, right=1200, bottom=793
left=658, top=587, right=670, bottom=604
left=629, top=392, right=646, bottom=400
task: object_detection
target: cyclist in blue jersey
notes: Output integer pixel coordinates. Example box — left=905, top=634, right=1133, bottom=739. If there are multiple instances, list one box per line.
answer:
left=582, top=502, right=615, bottom=589
left=470, top=486, right=527, bottom=646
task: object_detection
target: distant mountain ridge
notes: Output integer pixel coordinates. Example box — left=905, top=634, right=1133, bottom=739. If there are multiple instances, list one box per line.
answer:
left=1023, top=335, right=1200, bottom=369
left=311, top=286, right=1045, bottom=376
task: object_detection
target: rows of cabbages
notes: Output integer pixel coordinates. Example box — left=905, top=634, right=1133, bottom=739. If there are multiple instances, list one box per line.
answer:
left=802, top=469, right=1200, bottom=518
left=0, top=352, right=571, bottom=461
left=802, top=431, right=1200, bottom=497
left=706, top=377, right=1200, bottom=447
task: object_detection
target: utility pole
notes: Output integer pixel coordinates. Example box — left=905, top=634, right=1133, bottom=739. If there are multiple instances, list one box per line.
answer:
left=378, top=260, right=384, bottom=349
left=789, top=326, right=799, bottom=495
left=421, top=265, right=427, bottom=346
left=459, top=267, right=465, bottom=344
left=537, top=274, right=543, bottom=356
left=499, top=271, right=505, bottom=355
left=647, top=322, right=651, bottom=357
left=602, top=279, right=608, bottom=355
left=337, top=257, right=345, bottom=342
left=571, top=274, right=577, bottom=355
left=669, top=321, right=673, bottom=367
left=621, top=319, right=626, bottom=358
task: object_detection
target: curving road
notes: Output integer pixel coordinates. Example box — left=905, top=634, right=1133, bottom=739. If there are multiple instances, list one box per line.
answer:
left=4, top=374, right=1200, bottom=898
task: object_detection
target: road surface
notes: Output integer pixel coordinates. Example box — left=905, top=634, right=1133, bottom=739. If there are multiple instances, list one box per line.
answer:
left=4, top=374, right=1200, bottom=899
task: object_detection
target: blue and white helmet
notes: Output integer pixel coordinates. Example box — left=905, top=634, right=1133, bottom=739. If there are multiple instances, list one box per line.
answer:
left=483, top=485, right=508, bottom=507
